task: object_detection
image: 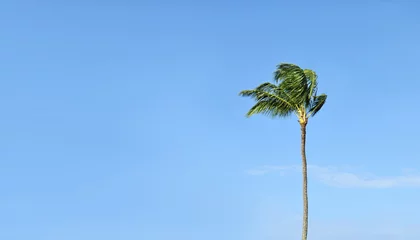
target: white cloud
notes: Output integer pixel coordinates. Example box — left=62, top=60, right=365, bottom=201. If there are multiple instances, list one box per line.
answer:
left=246, top=165, right=420, bottom=188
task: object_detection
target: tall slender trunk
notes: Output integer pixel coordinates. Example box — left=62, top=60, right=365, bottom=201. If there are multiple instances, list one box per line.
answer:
left=300, top=122, right=308, bottom=240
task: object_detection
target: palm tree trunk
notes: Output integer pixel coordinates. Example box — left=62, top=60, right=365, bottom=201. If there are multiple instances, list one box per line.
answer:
left=300, top=122, right=308, bottom=240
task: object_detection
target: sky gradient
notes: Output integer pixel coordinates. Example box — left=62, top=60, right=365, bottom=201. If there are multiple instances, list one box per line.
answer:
left=1, top=0, right=420, bottom=239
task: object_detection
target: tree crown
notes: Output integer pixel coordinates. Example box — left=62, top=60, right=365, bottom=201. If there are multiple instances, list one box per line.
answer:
left=239, top=63, right=327, bottom=124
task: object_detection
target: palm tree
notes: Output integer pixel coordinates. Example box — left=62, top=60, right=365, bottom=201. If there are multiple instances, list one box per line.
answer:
left=239, top=63, right=327, bottom=240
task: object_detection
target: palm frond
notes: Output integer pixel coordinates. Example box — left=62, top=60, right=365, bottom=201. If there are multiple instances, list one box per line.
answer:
left=239, top=87, right=294, bottom=108
left=246, top=99, right=294, bottom=118
left=273, top=63, right=308, bottom=105
left=255, top=82, right=278, bottom=93
left=308, top=94, right=327, bottom=117
left=303, top=69, right=318, bottom=103
left=239, top=86, right=295, bottom=118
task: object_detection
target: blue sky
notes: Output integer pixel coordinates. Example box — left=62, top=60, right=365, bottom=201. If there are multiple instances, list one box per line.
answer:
left=1, top=0, right=420, bottom=239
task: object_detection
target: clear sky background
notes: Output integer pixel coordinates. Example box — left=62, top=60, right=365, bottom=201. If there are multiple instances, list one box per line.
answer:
left=1, top=0, right=420, bottom=239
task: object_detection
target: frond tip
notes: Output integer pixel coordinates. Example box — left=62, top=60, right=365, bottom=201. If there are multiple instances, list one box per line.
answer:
left=308, top=94, right=327, bottom=117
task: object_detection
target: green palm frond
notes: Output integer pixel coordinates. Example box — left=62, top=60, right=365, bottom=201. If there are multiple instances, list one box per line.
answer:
left=239, top=84, right=295, bottom=118
left=255, top=82, right=278, bottom=93
left=246, top=99, right=294, bottom=118
left=239, top=89, right=293, bottom=109
left=303, top=69, right=318, bottom=105
left=239, top=82, right=294, bottom=107
left=308, top=94, right=327, bottom=117
left=274, top=64, right=308, bottom=105
left=273, top=64, right=301, bottom=82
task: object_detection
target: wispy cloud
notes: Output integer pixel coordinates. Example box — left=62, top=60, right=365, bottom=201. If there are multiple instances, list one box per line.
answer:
left=246, top=165, right=420, bottom=188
